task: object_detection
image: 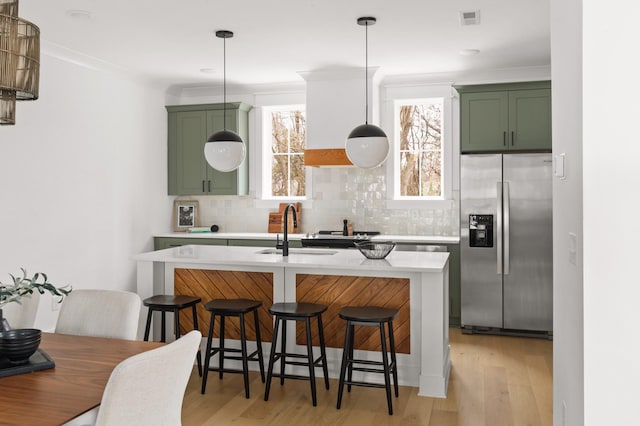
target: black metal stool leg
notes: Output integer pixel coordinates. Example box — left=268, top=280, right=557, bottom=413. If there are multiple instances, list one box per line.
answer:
left=264, top=315, right=280, bottom=401
left=388, top=320, right=399, bottom=397
left=218, top=315, right=225, bottom=379
left=174, top=308, right=181, bottom=338
left=160, top=311, right=166, bottom=342
left=191, top=304, right=202, bottom=377
left=380, top=322, right=393, bottom=415
left=336, top=319, right=352, bottom=410
left=279, top=318, right=286, bottom=385
left=239, top=313, right=250, bottom=398
left=347, top=323, right=355, bottom=392
left=143, top=309, right=153, bottom=341
left=305, top=317, right=318, bottom=406
left=317, top=314, right=330, bottom=389
left=253, top=309, right=265, bottom=382
left=201, top=312, right=216, bottom=394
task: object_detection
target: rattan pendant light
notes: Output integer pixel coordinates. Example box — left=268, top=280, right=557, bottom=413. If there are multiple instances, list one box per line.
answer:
left=345, top=17, right=389, bottom=169
left=204, top=30, right=246, bottom=172
left=0, top=0, right=40, bottom=125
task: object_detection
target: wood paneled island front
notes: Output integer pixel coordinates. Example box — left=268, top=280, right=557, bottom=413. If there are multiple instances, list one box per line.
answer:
left=135, top=245, right=450, bottom=397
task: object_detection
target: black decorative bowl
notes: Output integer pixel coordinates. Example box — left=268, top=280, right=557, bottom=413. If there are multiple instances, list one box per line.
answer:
left=354, top=241, right=397, bottom=260
left=0, top=329, right=41, bottom=364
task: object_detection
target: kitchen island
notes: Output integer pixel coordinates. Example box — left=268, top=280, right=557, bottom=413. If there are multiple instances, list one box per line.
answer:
left=134, top=244, right=450, bottom=397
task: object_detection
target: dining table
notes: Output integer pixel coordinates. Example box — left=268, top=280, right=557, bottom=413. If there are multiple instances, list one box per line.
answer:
left=0, top=332, right=164, bottom=426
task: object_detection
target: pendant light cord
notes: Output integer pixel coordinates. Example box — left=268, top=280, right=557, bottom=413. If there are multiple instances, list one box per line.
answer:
left=223, top=35, right=227, bottom=131
left=365, top=20, right=369, bottom=125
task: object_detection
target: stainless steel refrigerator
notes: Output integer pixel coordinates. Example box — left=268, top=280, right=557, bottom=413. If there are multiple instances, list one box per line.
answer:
left=460, top=153, right=553, bottom=335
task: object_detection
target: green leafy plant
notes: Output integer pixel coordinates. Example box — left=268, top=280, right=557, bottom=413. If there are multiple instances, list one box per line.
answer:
left=0, top=268, right=72, bottom=308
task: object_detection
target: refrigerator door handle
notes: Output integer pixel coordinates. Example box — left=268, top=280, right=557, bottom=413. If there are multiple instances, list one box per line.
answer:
left=497, top=182, right=503, bottom=275
left=504, top=182, right=510, bottom=275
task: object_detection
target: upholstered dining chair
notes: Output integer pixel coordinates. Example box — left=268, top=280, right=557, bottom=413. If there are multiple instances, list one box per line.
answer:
left=94, top=330, right=202, bottom=426
left=54, top=290, right=141, bottom=340
left=2, top=291, right=40, bottom=329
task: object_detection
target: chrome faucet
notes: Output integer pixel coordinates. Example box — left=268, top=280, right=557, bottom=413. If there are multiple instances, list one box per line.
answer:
left=282, top=203, right=298, bottom=257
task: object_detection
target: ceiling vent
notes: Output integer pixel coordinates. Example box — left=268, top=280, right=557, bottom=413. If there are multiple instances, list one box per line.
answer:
left=459, top=10, right=480, bottom=26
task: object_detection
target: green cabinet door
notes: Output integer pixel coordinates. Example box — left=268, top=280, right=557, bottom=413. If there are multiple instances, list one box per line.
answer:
left=457, top=82, right=551, bottom=153
left=154, top=237, right=228, bottom=250
left=167, top=103, right=251, bottom=196
left=170, top=111, right=208, bottom=195
left=460, top=91, right=509, bottom=152
left=508, top=89, right=552, bottom=151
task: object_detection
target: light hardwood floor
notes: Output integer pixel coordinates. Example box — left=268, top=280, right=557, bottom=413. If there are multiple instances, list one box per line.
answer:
left=182, top=328, right=552, bottom=425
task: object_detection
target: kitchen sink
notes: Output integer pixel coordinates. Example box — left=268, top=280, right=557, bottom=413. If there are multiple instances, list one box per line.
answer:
left=256, top=248, right=338, bottom=256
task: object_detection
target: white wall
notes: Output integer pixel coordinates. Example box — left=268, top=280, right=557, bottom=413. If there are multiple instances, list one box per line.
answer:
left=553, top=1, right=640, bottom=424
left=0, top=53, right=171, bottom=331
left=582, top=1, right=640, bottom=424
left=550, top=1, right=584, bottom=425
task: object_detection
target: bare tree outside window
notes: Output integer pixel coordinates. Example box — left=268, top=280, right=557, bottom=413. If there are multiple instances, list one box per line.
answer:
left=398, top=100, right=443, bottom=197
left=271, top=109, right=306, bottom=197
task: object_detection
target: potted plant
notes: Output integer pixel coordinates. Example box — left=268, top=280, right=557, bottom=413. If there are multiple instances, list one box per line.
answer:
left=0, top=268, right=72, bottom=331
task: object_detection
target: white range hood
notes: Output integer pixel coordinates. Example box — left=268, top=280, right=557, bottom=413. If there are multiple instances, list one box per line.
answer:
left=299, top=68, right=382, bottom=167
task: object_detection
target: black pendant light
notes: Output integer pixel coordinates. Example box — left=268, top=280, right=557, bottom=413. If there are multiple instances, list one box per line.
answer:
left=345, top=17, right=389, bottom=169
left=204, top=30, right=246, bottom=172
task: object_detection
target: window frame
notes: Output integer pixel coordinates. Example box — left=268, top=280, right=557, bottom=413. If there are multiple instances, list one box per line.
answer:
left=395, top=97, right=445, bottom=200
left=260, top=104, right=309, bottom=201
left=384, top=84, right=456, bottom=209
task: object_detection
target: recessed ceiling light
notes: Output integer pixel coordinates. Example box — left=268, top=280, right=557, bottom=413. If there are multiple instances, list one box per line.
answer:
left=66, top=9, right=92, bottom=20
left=200, top=68, right=216, bottom=74
left=460, top=49, right=480, bottom=56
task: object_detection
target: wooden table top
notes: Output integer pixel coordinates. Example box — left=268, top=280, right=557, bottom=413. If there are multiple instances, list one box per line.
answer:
left=0, top=333, right=163, bottom=426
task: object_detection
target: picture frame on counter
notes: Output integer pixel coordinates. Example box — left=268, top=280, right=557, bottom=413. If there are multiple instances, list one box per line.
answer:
left=173, top=200, right=199, bottom=232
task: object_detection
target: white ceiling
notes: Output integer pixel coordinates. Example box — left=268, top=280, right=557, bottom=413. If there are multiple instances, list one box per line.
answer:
left=19, top=0, right=550, bottom=91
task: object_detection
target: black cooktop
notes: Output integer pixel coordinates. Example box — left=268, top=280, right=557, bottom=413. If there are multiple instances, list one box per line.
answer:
left=317, top=230, right=380, bottom=236
left=301, top=231, right=380, bottom=248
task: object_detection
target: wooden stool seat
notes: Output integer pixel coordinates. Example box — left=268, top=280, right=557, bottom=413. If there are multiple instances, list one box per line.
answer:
left=144, top=295, right=201, bottom=310
left=264, top=302, right=330, bottom=407
left=143, top=294, right=202, bottom=376
left=201, top=298, right=265, bottom=399
left=337, top=305, right=399, bottom=415
left=204, top=298, right=262, bottom=314
left=339, top=306, right=398, bottom=323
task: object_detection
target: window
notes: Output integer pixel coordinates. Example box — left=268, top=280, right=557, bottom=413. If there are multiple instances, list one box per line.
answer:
left=263, top=106, right=306, bottom=198
left=395, top=98, right=444, bottom=199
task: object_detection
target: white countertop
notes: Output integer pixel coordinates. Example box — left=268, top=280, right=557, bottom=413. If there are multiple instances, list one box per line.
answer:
left=135, top=244, right=449, bottom=273
left=153, top=232, right=459, bottom=244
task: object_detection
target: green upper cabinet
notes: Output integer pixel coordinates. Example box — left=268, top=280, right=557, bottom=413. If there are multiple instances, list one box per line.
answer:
left=457, top=81, right=551, bottom=153
left=460, top=91, right=509, bottom=152
left=508, top=89, right=552, bottom=151
left=167, top=102, right=251, bottom=196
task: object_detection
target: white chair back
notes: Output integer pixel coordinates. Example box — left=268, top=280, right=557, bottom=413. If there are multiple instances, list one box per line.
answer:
left=94, top=330, right=201, bottom=426
left=55, top=290, right=141, bottom=340
left=2, top=291, right=40, bottom=329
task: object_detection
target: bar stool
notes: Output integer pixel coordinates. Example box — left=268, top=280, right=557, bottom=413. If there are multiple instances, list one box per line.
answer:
left=143, top=294, right=202, bottom=376
left=201, top=299, right=265, bottom=399
left=336, top=306, right=399, bottom=415
left=264, top=302, right=329, bottom=407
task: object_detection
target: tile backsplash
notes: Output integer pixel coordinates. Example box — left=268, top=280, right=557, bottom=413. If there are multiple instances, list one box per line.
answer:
left=187, top=166, right=459, bottom=236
